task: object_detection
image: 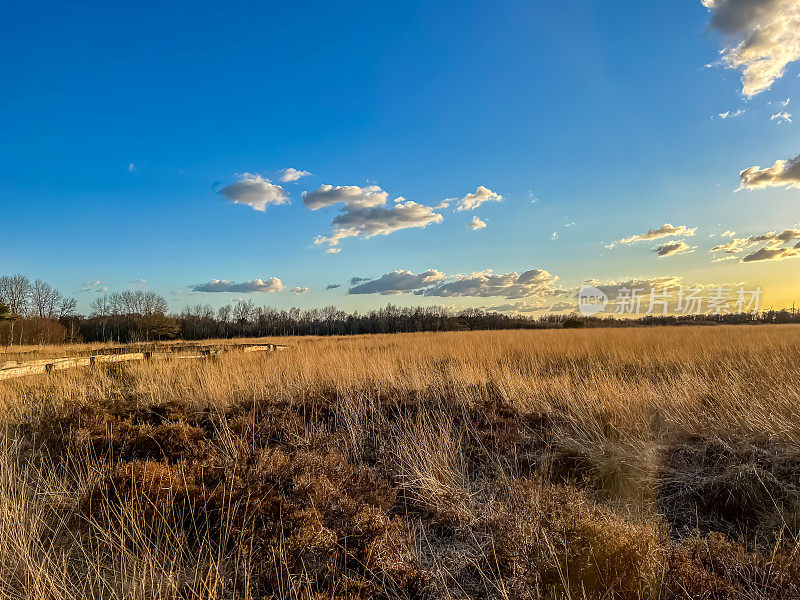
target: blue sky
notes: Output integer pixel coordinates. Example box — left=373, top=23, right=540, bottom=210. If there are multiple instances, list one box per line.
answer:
left=2, top=0, right=799, bottom=314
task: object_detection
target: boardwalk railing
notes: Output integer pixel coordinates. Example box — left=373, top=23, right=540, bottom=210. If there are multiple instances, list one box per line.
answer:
left=0, top=343, right=286, bottom=381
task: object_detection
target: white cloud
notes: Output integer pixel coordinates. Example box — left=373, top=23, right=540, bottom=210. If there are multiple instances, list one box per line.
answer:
left=302, top=184, right=388, bottom=210
left=456, top=186, right=503, bottom=211
left=721, top=230, right=736, bottom=237
left=191, top=278, right=284, bottom=293
left=280, top=168, right=311, bottom=182
left=739, top=153, right=800, bottom=189
left=551, top=232, right=559, bottom=240
left=306, top=187, right=443, bottom=249
left=128, top=162, right=136, bottom=172
left=435, top=199, right=454, bottom=209
left=421, top=269, right=560, bottom=299
left=219, top=173, right=289, bottom=211
left=607, top=223, right=697, bottom=248
left=771, top=111, right=792, bottom=124
left=312, top=201, right=443, bottom=247
left=291, top=286, right=310, bottom=294
left=125, top=278, right=148, bottom=290
left=703, top=0, right=800, bottom=97
left=716, top=108, right=745, bottom=119
left=324, top=247, right=341, bottom=254
left=348, top=269, right=445, bottom=295
left=653, top=240, right=696, bottom=257
left=467, top=216, right=487, bottom=230
left=482, top=300, right=548, bottom=314
left=81, top=281, right=109, bottom=293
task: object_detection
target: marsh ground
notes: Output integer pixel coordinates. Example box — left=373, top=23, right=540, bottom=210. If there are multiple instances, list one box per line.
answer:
left=1, top=327, right=799, bottom=599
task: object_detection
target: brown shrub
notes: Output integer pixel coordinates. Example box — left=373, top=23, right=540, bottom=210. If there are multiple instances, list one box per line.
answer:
left=659, top=435, right=800, bottom=545
left=662, top=533, right=800, bottom=600
left=488, top=481, right=663, bottom=600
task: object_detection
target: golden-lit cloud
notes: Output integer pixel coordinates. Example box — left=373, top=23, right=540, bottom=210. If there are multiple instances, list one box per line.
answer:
left=739, top=153, right=800, bottom=190
left=653, top=240, right=696, bottom=257
left=742, top=246, right=800, bottom=262
left=421, top=269, right=560, bottom=299
left=348, top=269, right=445, bottom=295
left=710, top=225, right=800, bottom=263
left=703, top=0, right=800, bottom=97
left=607, top=223, right=697, bottom=248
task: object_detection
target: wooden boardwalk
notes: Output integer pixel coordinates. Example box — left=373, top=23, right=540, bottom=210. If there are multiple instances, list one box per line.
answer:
left=0, top=343, right=286, bottom=381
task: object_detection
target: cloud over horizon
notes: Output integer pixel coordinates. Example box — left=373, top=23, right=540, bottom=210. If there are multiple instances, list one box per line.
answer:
left=81, top=280, right=109, bottom=293
left=218, top=173, right=289, bottom=211
left=421, top=269, right=560, bottom=299
left=481, top=300, right=548, bottom=314
left=191, top=278, right=285, bottom=293
left=348, top=269, right=445, bottom=295
left=346, top=268, right=560, bottom=299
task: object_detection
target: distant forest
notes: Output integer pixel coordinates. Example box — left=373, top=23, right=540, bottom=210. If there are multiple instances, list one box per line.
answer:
left=1, top=273, right=799, bottom=345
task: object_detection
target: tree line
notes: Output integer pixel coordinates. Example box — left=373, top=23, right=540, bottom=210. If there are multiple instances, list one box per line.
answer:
left=2, top=273, right=800, bottom=345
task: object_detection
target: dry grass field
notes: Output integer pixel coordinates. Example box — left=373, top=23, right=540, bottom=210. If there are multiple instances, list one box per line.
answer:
left=1, top=326, right=799, bottom=599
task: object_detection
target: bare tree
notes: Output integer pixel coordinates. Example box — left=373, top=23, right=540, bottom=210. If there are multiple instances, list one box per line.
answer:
left=233, top=299, right=255, bottom=324
left=217, top=304, right=232, bottom=322
left=29, top=279, right=62, bottom=318
left=90, top=294, right=111, bottom=317
left=0, top=274, right=31, bottom=316
left=58, top=296, right=78, bottom=318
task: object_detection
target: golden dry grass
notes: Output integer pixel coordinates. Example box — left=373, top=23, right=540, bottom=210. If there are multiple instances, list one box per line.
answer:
left=1, top=326, right=799, bottom=598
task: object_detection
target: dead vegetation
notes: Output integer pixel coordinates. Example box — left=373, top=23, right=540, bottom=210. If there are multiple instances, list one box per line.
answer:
left=1, top=326, right=800, bottom=599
